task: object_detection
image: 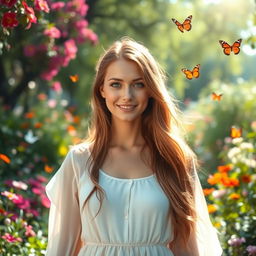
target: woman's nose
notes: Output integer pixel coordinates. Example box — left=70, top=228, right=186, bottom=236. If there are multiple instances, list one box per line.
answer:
left=122, top=85, right=133, bottom=99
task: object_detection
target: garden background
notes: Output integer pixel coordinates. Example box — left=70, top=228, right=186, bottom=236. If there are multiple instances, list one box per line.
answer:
left=0, top=0, right=256, bottom=255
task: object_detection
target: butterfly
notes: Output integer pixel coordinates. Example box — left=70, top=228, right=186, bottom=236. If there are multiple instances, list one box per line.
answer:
left=211, top=92, right=223, bottom=101
left=230, top=126, right=242, bottom=138
left=219, top=39, right=242, bottom=55
left=69, top=74, right=79, bottom=83
left=181, top=64, right=200, bottom=80
left=171, top=15, right=192, bottom=33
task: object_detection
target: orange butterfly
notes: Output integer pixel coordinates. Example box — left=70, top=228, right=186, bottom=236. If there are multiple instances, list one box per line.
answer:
left=230, top=126, right=242, bottom=138
left=211, top=92, right=223, bottom=101
left=181, top=64, right=200, bottom=80
left=219, top=39, right=242, bottom=55
left=171, top=15, right=192, bottom=33
left=69, top=74, right=79, bottom=83
left=0, top=153, right=11, bottom=164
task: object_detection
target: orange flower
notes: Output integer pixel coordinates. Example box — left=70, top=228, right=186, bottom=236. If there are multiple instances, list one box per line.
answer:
left=229, top=193, right=240, bottom=200
left=34, top=122, right=43, bottom=129
left=241, top=174, right=251, bottom=183
left=203, top=188, right=215, bottom=196
left=37, top=93, right=47, bottom=101
left=0, top=154, right=11, bottom=164
left=73, top=115, right=81, bottom=124
left=207, top=204, right=217, bottom=214
left=207, top=172, right=227, bottom=185
left=218, top=164, right=232, bottom=173
left=24, top=112, right=35, bottom=119
left=67, top=125, right=76, bottom=136
left=44, top=165, right=54, bottom=173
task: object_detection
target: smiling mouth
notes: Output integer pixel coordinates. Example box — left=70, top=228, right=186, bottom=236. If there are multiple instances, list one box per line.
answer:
left=116, top=104, right=137, bottom=111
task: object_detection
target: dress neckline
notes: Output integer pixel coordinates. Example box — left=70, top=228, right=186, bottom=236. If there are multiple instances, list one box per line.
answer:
left=99, top=169, right=155, bottom=182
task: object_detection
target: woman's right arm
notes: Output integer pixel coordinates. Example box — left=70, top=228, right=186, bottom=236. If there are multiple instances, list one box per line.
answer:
left=45, top=149, right=82, bottom=256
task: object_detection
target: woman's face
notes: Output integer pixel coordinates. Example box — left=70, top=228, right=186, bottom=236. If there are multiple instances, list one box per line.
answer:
left=100, top=58, right=150, bottom=123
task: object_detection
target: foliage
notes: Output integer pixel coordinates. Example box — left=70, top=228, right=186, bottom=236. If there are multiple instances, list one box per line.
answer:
left=0, top=0, right=97, bottom=109
left=185, top=80, right=256, bottom=171
left=203, top=123, right=256, bottom=256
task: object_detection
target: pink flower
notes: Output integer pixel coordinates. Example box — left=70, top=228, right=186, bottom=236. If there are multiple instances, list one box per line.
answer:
left=32, top=187, right=44, bottom=195
left=23, top=44, right=37, bottom=57
left=26, top=208, right=39, bottom=217
left=0, top=0, right=17, bottom=8
left=228, top=236, right=246, bottom=246
left=11, top=194, right=31, bottom=209
left=22, top=1, right=37, bottom=29
left=36, top=175, right=48, bottom=183
left=50, top=1, right=65, bottom=10
left=41, top=194, right=51, bottom=208
left=1, top=233, right=22, bottom=243
left=1, top=12, right=19, bottom=28
left=48, top=99, right=57, bottom=108
left=1, top=191, right=18, bottom=200
left=24, top=224, right=36, bottom=237
left=51, top=81, right=62, bottom=93
left=34, top=0, right=50, bottom=13
left=77, top=28, right=98, bottom=44
left=66, top=0, right=88, bottom=16
left=247, top=245, right=256, bottom=256
left=64, top=39, right=77, bottom=59
left=40, top=68, right=59, bottom=81
left=44, top=27, right=61, bottom=38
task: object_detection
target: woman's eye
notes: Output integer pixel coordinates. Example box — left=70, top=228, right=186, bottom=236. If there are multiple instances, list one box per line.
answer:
left=134, top=82, right=144, bottom=88
left=110, top=82, right=121, bottom=88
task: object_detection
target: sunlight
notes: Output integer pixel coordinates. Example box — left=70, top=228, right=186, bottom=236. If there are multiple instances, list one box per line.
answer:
left=204, top=0, right=221, bottom=4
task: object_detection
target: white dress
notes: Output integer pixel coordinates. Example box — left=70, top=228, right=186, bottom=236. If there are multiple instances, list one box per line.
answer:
left=45, top=143, right=223, bottom=256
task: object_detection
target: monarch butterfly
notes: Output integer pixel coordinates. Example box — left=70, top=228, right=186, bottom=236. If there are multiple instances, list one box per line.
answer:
left=69, top=74, right=79, bottom=82
left=181, top=64, right=200, bottom=80
left=211, top=92, right=223, bottom=101
left=230, top=126, right=242, bottom=138
left=219, top=39, right=242, bottom=55
left=171, top=15, right=192, bottom=33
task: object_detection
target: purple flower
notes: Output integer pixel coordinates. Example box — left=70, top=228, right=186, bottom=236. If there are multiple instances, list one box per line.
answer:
left=247, top=246, right=256, bottom=256
left=228, top=236, right=246, bottom=246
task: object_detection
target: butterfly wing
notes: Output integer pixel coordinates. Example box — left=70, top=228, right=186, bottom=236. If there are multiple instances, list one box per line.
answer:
left=172, top=18, right=184, bottom=32
left=181, top=68, right=193, bottom=80
left=192, top=64, right=200, bottom=78
left=182, top=15, right=192, bottom=31
left=69, top=74, right=79, bottom=82
left=219, top=40, right=232, bottom=55
left=211, top=92, right=223, bottom=101
left=230, top=127, right=242, bottom=138
left=231, top=39, right=242, bottom=55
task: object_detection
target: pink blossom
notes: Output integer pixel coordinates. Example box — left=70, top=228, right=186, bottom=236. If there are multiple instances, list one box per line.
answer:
left=75, top=19, right=88, bottom=29
left=66, top=0, right=88, bottom=16
left=212, top=189, right=226, bottom=199
left=64, top=39, right=77, bottom=59
left=12, top=194, right=31, bottom=209
left=12, top=180, right=28, bottom=190
left=26, top=208, right=39, bottom=217
left=32, top=187, right=44, bottom=195
left=52, top=81, right=62, bottom=93
left=22, top=1, right=37, bottom=29
left=247, top=245, right=256, bottom=256
left=36, top=175, right=48, bottom=183
left=76, top=28, right=98, bottom=44
left=41, top=194, right=51, bottom=208
left=44, top=27, right=61, bottom=38
left=23, top=44, right=37, bottom=57
left=1, top=233, right=22, bottom=243
left=24, top=224, right=36, bottom=237
left=48, top=99, right=57, bottom=108
left=40, top=68, right=59, bottom=81
left=228, top=236, right=246, bottom=246
left=1, top=191, right=19, bottom=200
left=50, top=1, right=65, bottom=10
left=34, top=0, right=50, bottom=13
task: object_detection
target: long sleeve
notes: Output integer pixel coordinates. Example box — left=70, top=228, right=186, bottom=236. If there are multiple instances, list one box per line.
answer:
left=170, top=165, right=223, bottom=256
left=45, top=149, right=82, bottom=256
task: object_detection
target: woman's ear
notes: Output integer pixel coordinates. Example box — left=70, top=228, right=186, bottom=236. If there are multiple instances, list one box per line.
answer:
left=100, top=85, right=105, bottom=98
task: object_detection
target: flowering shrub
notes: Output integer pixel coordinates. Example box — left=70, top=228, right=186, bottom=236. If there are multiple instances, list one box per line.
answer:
left=204, top=121, right=256, bottom=256
left=0, top=0, right=97, bottom=108
left=0, top=175, right=49, bottom=255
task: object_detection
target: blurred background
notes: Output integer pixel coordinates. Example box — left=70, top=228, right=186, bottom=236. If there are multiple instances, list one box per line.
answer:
left=0, top=0, right=256, bottom=255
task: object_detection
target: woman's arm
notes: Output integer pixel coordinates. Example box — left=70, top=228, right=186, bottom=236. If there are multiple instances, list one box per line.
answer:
left=45, top=149, right=82, bottom=256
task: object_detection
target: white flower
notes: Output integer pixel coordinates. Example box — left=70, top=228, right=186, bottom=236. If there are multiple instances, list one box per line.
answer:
left=228, top=147, right=241, bottom=159
left=232, top=137, right=243, bottom=145
left=240, top=142, right=254, bottom=150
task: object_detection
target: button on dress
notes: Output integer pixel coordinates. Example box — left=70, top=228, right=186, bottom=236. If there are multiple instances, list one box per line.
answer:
left=45, top=143, right=223, bottom=256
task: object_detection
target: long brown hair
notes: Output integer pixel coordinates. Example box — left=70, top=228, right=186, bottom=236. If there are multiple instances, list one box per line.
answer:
left=83, top=37, right=197, bottom=248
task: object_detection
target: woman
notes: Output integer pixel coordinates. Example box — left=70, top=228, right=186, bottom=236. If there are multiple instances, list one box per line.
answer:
left=45, top=37, right=223, bottom=256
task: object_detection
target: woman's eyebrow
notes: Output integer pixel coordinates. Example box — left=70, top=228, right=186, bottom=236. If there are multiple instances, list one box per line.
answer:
left=108, top=77, right=143, bottom=81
